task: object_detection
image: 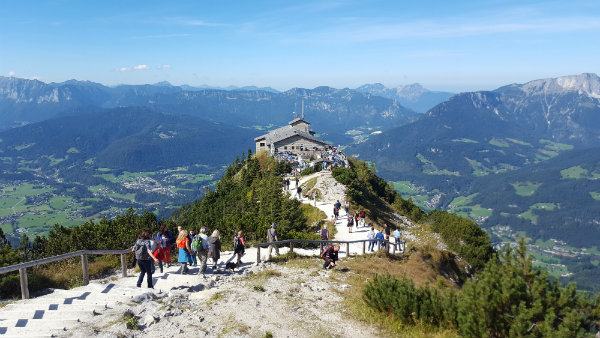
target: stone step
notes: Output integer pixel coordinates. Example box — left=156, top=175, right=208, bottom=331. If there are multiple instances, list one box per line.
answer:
left=0, top=318, right=79, bottom=334
left=0, top=306, right=114, bottom=320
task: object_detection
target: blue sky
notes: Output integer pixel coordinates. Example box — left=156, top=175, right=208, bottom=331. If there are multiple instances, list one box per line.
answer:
left=1, top=0, right=599, bottom=92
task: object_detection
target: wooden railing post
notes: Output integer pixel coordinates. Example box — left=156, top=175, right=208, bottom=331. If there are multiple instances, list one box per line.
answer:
left=19, top=268, right=29, bottom=300
left=362, top=241, right=365, bottom=255
left=393, top=242, right=397, bottom=254
left=320, top=242, right=323, bottom=254
left=120, top=253, right=128, bottom=277
left=346, top=242, right=350, bottom=258
left=256, top=246, right=261, bottom=264
left=290, top=242, right=294, bottom=253
left=377, top=241, right=381, bottom=251
left=81, top=253, right=89, bottom=285
left=387, top=241, right=391, bottom=254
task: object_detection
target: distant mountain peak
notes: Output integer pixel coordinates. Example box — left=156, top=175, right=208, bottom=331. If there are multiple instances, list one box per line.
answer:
left=518, top=73, right=600, bottom=98
left=153, top=81, right=174, bottom=87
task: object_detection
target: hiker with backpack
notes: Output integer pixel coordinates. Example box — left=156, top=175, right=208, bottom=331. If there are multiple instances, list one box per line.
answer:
left=176, top=230, right=193, bottom=274
left=320, top=224, right=330, bottom=242
left=347, top=215, right=354, bottom=233
left=197, top=227, right=211, bottom=274
left=321, top=244, right=340, bottom=270
left=133, top=230, right=159, bottom=288
left=209, top=230, right=222, bottom=270
left=189, top=229, right=198, bottom=266
left=226, top=230, right=245, bottom=266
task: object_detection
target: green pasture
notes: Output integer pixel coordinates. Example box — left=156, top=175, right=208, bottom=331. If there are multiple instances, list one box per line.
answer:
left=181, top=174, right=213, bottom=185
left=518, top=210, right=537, bottom=224
left=530, top=203, right=557, bottom=211
left=392, top=181, right=420, bottom=195
left=511, top=182, right=541, bottom=196
left=489, top=138, right=509, bottom=148
left=506, top=138, right=532, bottom=146
left=539, top=139, right=574, bottom=152
left=448, top=193, right=478, bottom=208
left=452, top=138, right=478, bottom=143
left=561, top=166, right=600, bottom=180
left=590, top=192, right=600, bottom=201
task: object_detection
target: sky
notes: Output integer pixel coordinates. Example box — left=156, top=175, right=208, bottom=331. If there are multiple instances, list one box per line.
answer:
left=1, top=0, right=599, bottom=92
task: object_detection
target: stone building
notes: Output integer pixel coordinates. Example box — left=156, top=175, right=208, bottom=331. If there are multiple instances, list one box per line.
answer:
left=254, top=117, right=329, bottom=156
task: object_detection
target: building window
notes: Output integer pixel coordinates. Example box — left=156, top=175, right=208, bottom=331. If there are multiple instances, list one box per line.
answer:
left=260, top=142, right=265, bottom=147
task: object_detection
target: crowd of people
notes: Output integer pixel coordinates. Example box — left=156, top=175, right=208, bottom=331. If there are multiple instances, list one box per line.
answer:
left=132, top=225, right=246, bottom=289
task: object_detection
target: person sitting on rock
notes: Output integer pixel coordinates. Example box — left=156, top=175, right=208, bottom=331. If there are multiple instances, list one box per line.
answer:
left=321, top=244, right=340, bottom=269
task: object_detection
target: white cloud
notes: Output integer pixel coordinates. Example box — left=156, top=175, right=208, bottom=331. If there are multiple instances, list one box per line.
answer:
left=156, top=64, right=171, bottom=70
left=133, top=64, right=150, bottom=71
left=9, top=71, right=15, bottom=77
left=119, top=67, right=130, bottom=72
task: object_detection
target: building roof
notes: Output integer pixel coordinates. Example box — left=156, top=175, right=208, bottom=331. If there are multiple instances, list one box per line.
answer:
left=254, top=124, right=327, bottom=146
left=289, top=117, right=310, bottom=126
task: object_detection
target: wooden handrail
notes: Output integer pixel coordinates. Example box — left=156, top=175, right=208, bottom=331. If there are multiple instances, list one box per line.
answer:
left=252, top=238, right=406, bottom=264
left=0, top=249, right=131, bottom=300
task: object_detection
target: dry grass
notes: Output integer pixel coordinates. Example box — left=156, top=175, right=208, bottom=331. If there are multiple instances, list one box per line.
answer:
left=31, top=255, right=121, bottom=290
left=337, top=247, right=463, bottom=338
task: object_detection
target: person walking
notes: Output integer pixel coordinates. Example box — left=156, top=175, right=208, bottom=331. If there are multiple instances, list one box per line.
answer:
left=344, top=200, right=350, bottom=217
left=347, top=215, right=354, bottom=233
left=367, top=227, right=376, bottom=252
left=209, top=230, right=221, bottom=270
left=176, top=230, right=192, bottom=274
left=226, top=230, right=245, bottom=265
left=320, top=224, right=330, bottom=242
left=133, top=230, right=159, bottom=288
left=267, top=223, right=279, bottom=260
left=197, top=227, right=210, bottom=274
left=297, top=185, right=303, bottom=199
left=321, top=245, right=340, bottom=269
left=152, top=231, right=165, bottom=273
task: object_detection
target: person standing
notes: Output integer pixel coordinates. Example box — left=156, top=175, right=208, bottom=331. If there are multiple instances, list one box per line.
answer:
left=176, top=230, right=192, bottom=274
left=375, top=229, right=385, bottom=250
left=189, top=228, right=198, bottom=266
left=347, top=215, right=354, bottom=233
left=313, top=191, right=319, bottom=206
left=267, top=223, right=279, bottom=260
left=209, top=230, right=221, bottom=270
left=383, top=224, right=391, bottom=248
left=197, top=227, right=210, bottom=274
left=393, top=227, right=402, bottom=250
left=158, top=225, right=173, bottom=268
left=367, top=227, right=376, bottom=252
left=133, top=230, right=159, bottom=288
left=344, top=200, right=350, bottom=217
left=297, top=185, right=303, bottom=199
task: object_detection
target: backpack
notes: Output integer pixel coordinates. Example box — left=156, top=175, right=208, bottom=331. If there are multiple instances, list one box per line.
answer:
left=320, top=229, right=329, bottom=240
left=320, top=245, right=333, bottom=259
left=191, top=236, right=200, bottom=251
left=233, top=236, right=240, bottom=249
left=200, top=235, right=210, bottom=251
left=134, top=239, right=150, bottom=261
left=149, top=238, right=159, bottom=252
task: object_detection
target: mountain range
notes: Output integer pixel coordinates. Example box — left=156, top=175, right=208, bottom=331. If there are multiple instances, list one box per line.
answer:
left=0, top=77, right=440, bottom=145
left=355, top=83, right=454, bottom=113
left=350, top=73, right=600, bottom=246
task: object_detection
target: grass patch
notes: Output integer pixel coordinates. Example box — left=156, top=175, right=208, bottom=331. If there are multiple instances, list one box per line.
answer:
left=207, top=291, right=225, bottom=305
left=448, top=193, right=478, bottom=208
left=392, top=181, right=420, bottom=195
left=506, top=138, right=532, bottom=146
left=518, top=210, right=537, bottom=224
left=303, top=177, right=318, bottom=191
left=590, top=192, right=600, bottom=201
left=245, top=269, right=282, bottom=281
left=489, top=138, right=509, bottom=147
left=252, top=285, right=266, bottom=292
left=511, top=182, right=541, bottom=196
left=220, top=314, right=251, bottom=337
left=452, top=138, right=478, bottom=143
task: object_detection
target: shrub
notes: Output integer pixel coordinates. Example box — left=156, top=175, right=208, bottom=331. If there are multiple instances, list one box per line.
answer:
left=363, top=274, right=458, bottom=328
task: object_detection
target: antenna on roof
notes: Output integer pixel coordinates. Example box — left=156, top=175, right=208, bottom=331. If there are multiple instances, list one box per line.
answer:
left=301, top=99, right=305, bottom=120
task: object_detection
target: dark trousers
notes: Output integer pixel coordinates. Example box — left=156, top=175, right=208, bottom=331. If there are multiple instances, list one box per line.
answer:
left=323, top=259, right=335, bottom=269
left=137, top=259, right=153, bottom=288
